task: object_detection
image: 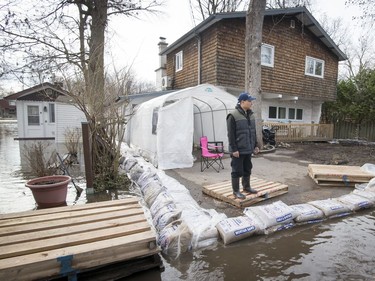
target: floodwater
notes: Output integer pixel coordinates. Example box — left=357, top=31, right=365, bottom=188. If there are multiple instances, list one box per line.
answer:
left=1, top=121, right=375, bottom=280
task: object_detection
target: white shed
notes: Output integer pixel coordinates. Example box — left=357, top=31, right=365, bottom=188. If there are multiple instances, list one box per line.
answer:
left=125, top=84, right=237, bottom=170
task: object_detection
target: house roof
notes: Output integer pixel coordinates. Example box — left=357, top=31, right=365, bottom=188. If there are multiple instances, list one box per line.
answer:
left=14, top=82, right=68, bottom=101
left=160, top=6, right=347, bottom=61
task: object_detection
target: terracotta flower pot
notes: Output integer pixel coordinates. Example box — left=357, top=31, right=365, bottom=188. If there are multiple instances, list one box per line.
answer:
left=26, top=175, right=71, bottom=208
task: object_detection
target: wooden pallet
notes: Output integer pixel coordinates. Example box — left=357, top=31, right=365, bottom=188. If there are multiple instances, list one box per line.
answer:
left=0, top=198, right=160, bottom=281
left=308, top=164, right=373, bottom=187
left=203, top=177, right=288, bottom=208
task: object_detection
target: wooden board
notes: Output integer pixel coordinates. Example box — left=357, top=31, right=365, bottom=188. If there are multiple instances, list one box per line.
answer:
left=0, top=197, right=160, bottom=281
left=203, top=177, right=288, bottom=208
left=308, top=164, right=373, bottom=187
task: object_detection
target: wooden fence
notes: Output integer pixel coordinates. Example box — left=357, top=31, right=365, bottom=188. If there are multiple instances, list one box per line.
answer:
left=263, top=122, right=334, bottom=143
left=333, top=121, right=375, bottom=142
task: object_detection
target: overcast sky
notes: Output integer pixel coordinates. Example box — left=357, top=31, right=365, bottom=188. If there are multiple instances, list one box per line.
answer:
left=106, top=0, right=362, bottom=86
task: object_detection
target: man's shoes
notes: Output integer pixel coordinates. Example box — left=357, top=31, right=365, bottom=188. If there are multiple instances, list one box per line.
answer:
left=243, top=186, right=258, bottom=194
left=233, top=191, right=246, bottom=199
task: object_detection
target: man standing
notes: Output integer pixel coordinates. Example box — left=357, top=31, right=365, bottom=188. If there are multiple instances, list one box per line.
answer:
left=226, top=92, right=259, bottom=199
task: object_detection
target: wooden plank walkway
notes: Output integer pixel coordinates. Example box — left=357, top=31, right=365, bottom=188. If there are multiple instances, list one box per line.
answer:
left=308, top=164, right=373, bottom=187
left=203, top=177, right=288, bottom=208
left=0, top=197, right=160, bottom=281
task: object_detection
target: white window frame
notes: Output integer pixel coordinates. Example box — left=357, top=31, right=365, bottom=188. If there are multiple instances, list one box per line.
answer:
left=268, top=106, right=303, bottom=121
left=261, top=43, right=274, bottom=67
left=305, top=56, right=324, bottom=78
left=175, top=51, right=183, bottom=72
left=27, top=105, right=40, bottom=126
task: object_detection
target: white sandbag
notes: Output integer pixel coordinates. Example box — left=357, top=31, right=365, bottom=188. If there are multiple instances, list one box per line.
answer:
left=143, top=182, right=165, bottom=207
left=129, top=164, right=144, bottom=182
left=243, top=201, right=297, bottom=229
left=290, top=203, right=325, bottom=223
left=264, top=221, right=295, bottom=235
left=157, top=220, right=193, bottom=258
left=308, top=198, right=351, bottom=217
left=153, top=203, right=182, bottom=232
left=216, top=215, right=261, bottom=245
left=181, top=209, right=226, bottom=249
left=352, top=189, right=375, bottom=203
left=123, top=157, right=138, bottom=172
left=364, top=177, right=375, bottom=192
left=137, top=168, right=161, bottom=187
left=150, top=191, right=175, bottom=217
left=360, top=163, right=375, bottom=176
left=337, top=193, right=373, bottom=211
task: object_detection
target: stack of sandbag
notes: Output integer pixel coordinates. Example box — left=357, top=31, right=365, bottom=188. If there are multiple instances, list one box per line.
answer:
left=119, top=143, right=226, bottom=258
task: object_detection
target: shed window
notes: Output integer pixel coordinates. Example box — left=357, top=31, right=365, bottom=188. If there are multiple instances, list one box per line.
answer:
left=49, top=103, right=55, bottom=123
left=175, top=51, right=183, bottom=72
left=27, top=105, right=40, bottom=125
left=305, top=56, right=324, bottom=78
left=152, top=107, right=159, bottom=135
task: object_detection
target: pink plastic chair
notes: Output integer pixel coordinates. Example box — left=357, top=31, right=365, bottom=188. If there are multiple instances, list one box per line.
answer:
left=200, top=136, right=224, bottom=172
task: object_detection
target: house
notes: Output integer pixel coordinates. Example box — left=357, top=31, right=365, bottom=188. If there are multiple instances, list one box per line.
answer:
left=155, top=7, right=347, bottom=125
left=15, top=82, right=86, bottom=143
left=0, top=92, right=25, bottom=118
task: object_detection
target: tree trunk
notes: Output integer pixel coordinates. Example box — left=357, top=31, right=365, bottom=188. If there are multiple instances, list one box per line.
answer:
left=245, top=0, right=266, bottom=149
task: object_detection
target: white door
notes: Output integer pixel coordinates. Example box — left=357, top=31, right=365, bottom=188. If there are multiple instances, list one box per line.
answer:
left=24, top=102, right=56, bottom=138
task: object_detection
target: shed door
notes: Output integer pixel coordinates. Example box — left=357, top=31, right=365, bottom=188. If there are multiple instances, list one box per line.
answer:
left=24, top=102, right=56, bottom=138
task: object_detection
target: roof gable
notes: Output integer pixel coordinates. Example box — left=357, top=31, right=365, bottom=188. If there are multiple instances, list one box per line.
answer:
left=161, top=6, right=347, bottom=61
left=14, top=82, right=68, bottom=102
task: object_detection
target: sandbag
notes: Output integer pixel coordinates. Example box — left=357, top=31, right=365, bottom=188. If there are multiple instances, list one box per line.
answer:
left=216, top=215, right=261, bottom=245
left=137, top=168, right=160, bottom=188
left=150, top=191, right=175, bottom=217
left=290, top=203, right=325, bottom=223
left=128, top=164, right=145, bottom=182
left=337, top=193, right=373, bottom=211
left=123, top=157, right=138, bottom=172
left=153, top=203, right=182, bottom=232
left=243, top=200, right=297, bottom=229
left=352, top=189, right=375, bottom=203
left=143, top=182, right=164, bottom=207
left=157, top=220, right=193, bottom=258
left=308, top=199, right=351, bottom=218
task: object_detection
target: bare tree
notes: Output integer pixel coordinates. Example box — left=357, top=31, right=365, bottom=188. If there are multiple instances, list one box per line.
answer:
left=0, top=0, right=162, bottom=190
left=266, top=0, right=313, bottom=9
left=189, top=0, right=250, bottom=22
left=346, top=0, right=375, bottom=25
left=245, top=0, right=266, bottom=148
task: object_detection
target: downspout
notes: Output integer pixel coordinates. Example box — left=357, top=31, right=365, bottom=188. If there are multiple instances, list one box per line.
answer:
left=197, top=34, right=202, bottom=85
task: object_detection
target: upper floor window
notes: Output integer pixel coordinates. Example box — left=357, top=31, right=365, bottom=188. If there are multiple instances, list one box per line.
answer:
left=175, top=51, right=183, bottom=72
left=305, top=56, right=324, bottom=78
left=261, top=44, right=274, bottom=67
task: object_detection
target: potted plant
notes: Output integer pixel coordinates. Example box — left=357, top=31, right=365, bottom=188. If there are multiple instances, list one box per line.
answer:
left=25, top=175, right=71, bottom=207
left=23, top=142, right=71, bottom=208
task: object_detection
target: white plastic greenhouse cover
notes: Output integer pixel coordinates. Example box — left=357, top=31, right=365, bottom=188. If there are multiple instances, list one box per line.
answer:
left=125, top=84, right=237, bottom=170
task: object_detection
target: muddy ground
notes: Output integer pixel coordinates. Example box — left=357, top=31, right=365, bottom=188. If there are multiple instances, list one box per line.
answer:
left=286, top=140, right=375, bottom=166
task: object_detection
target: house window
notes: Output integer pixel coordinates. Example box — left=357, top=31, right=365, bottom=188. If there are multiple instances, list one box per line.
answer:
left=278, top=107, right=286, bottom=119
left=27, top=105, right=40, bottom=125
left=269, top=106, right=303, bottom=121
left=289, top=108, right=303, bottom=120
left=175, top=51, right=183, bottom=72
left=261, top=44, right=274, bottom=67
left=49, top=103, right=55, bottom=123
left=268, top=106, right=277, bottom=119
left=152, top=107, right=159, bottom=135
left=305, top=56, right=324, bottom=78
